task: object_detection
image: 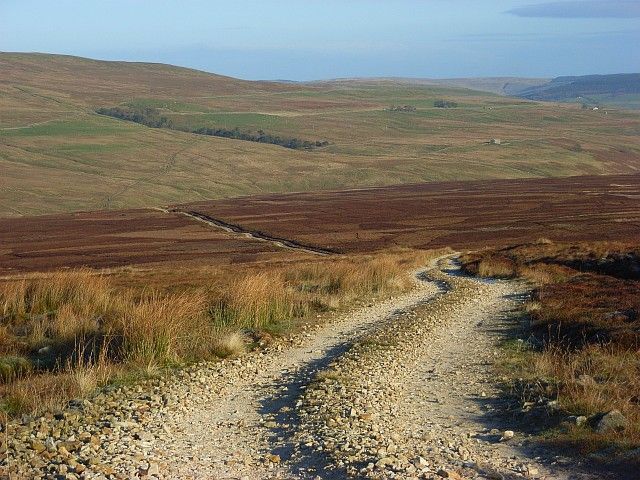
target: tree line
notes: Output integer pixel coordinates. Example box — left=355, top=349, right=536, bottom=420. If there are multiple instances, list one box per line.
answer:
left=433, top=100, right=458, bottom=108
left=96, top=106, right=329, bottom=151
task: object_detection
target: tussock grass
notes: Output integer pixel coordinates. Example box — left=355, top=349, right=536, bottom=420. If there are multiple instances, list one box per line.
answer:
left=0, top=248, right=443, bottom=416
left=211, top=331, right=247, bottom=358
left=463, top=241, right=640, bottom=451
left=0, top=269, right=113, bottom=320
left=284, top=252, right=420, bottom=299
left=475, top=255, right=517, bottom=278
left=210, top=272, right=303, bottom=330
left=0, top=356, right=31, bottom=383
left=0, top=272, right=217, bottom=414
left=116, top=290, right=211, bottom=365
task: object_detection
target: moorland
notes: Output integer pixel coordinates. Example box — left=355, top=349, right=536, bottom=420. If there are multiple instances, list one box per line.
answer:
left=2, top=52, right=640, bottom=479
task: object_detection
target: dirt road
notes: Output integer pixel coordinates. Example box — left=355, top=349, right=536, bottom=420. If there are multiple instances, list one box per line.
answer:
left=171, top=209, right=335, bottom=256
left=6, top=258, right=616, bottom=479
left=142, top=258, right=606, bottom=479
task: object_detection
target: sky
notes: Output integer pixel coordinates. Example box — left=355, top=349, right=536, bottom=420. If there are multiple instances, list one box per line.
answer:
left=1, top=0, right=639, bottom=80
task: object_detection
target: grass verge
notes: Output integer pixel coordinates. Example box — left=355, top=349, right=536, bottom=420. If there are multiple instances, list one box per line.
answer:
left=462, top=240, right=640, bottom=455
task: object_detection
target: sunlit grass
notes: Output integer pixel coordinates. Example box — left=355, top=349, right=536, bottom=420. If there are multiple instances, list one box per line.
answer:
left=0, top=248, right=443, bottom=416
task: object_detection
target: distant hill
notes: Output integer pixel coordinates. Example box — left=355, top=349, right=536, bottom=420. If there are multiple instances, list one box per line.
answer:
left=0, top=52, right=291, bottom=105
left=413, top=77, right=549, bottom=96
left=396, top=74, right=640, bottom=109
left=516, top=73, right=640, bottom=108
left=1, top=52, right=639, bottom=217
left=315, top=75, right=640, bottom=108
left=309, top=77, right=549, bottom=96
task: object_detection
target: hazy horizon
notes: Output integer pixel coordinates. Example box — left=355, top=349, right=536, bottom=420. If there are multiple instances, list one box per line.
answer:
left=2, top=0, right=639, bottom=81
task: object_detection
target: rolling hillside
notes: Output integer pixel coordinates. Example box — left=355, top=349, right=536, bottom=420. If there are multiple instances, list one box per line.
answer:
left=2, top=53, right=640, bottom=217
left=516, top=73, right=640, bottom=109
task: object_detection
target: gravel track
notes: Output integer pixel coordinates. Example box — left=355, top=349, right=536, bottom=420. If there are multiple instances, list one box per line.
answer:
left=4, top=257, right=610, bottom=480
left=171, top=210, right=335, bottom=256
left=145, top=261, right=443, bottom=479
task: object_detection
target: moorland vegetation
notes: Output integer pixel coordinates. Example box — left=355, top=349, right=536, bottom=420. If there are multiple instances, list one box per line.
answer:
left=0, top=249, right=442, bottom=416
left=463, top=240, right=640, bottom=451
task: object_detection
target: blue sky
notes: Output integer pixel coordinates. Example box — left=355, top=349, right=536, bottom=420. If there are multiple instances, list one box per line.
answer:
left=1, top=0, right=638, bottom=80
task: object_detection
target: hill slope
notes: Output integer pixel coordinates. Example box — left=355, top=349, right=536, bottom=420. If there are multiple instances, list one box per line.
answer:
left=398, top=77, right=549, bottom=96
left=1, top=53, right=640, bottom=217
left=516, top=73, right=640, bottom=108
left=309, top=77, right=549, bottom=96
left=0, top=52, right=290, bottom=104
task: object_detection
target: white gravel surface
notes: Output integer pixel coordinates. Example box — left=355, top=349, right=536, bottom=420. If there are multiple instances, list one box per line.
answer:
left=4, top=257, right=616, bottom=480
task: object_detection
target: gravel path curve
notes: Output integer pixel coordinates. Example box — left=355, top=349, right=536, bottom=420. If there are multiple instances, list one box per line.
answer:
left=5, top=257, right=613, bottom=480
left=146, top=262, right=443, bottom=479
left=293, top=259, right=610, bottom=480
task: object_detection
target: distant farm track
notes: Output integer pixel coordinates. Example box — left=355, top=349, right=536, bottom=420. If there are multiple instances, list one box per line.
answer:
left=1, top=174, right=639, bottom=275
left=171, top=209, right=336, bottom=256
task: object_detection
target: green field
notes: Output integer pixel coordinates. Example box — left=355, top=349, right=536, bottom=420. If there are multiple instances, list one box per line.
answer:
left=1, top=53, right=639, bottom=217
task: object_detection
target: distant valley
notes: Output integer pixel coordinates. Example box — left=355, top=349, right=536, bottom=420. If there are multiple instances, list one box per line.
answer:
left=1, top=53, right=639, bottom=217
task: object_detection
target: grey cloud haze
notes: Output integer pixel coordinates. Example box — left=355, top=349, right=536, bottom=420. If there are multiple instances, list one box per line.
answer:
left=508, top=1, right=640, bottom=18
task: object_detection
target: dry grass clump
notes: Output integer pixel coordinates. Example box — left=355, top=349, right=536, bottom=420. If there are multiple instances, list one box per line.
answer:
left=1, top=364, right=114, bottom=415
left=208, top=248, right=445, bottom=334
left=2, top=344, right=115, bottom=415
left=515, top=263, right=570, bottom=286
left=534, top=344, right=640, bottom=446
left=210, top=331, right=248, bottom=358
left=0, top=269, right=112, bottom=319
left=467, top=240, right=640, bottom=281
left=0, top=270, right=114, bottom=353
left=476, top=255, right=517, bottom=278
left=462, top=251, right=572, bottom=285
left=283, top=251, right=425, bottom=301
left=210, top=272, right=304, bottom=330
left=116, top=290, right=212, bottom=365
left=0, top=271, right=218, bottom=414
left=0, top=248, right=443, bottom=416
left=0, top=355, right=31, bottom=383
left=0, top=271, right=214, bottom=368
